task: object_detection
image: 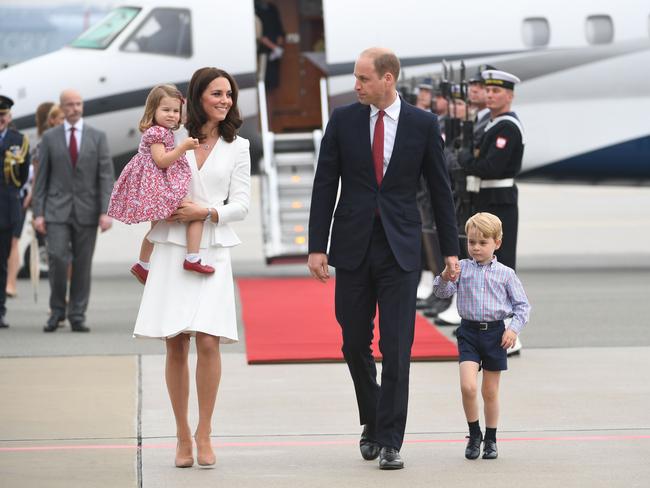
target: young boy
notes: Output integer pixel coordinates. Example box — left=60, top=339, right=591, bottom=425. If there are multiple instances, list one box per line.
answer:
left=433, top=212, right=530, bottom=460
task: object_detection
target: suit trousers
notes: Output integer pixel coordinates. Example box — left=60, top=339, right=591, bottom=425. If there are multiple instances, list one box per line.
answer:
left=46, top=218, right=98, bottom=322
left=335, top=217, right=419, bottom=450
left=0, top=228, right=12, bottom=318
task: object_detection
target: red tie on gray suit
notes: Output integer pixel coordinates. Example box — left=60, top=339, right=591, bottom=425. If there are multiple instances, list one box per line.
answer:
left=69, top=126, right=78, bottom=167
left=372, top=110, right=385, bottom=185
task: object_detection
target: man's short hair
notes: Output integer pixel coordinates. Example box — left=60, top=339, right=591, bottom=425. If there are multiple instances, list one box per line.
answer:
left=361, top=47, right=400, bottom=80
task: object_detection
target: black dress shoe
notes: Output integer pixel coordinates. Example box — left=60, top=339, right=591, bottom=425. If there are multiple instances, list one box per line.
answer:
left=416, top=293, right=437, bottom=310
left=360, top=425, right=380, bottom=460
left=465, top=432, right=482, bottom=460
left=70, top=322, right=90, bottom=332
left=421, top=297, right=452, bottom=317
left=482, top=439, right=498, bottom=459
left=379, top=447, right=404, bottom=470
left=44, top=315, right=64, bottom=332
left=0, top=316, right=9, bottom=328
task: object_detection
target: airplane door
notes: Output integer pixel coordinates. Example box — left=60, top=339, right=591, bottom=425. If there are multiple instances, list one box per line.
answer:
left=258, top=0, right=324, bottom=133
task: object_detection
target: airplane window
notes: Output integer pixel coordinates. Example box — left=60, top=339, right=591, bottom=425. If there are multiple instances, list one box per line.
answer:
left=70, top=7, right=141, bottom=49
left=522, top=17, right=550, bottom=47
left=586, top=15, right=614, bottom=44
left=121, top=8, right=192, bottom=57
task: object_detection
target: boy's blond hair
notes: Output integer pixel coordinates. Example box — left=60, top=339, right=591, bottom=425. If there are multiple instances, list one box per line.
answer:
left=139, top=84, right=184, bottom=132
left=465, top=212, right=503, bottom=241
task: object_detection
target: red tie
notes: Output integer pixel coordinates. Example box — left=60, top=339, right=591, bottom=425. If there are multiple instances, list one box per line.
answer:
left=372, top=110, right=385, bottom=185
left=69, top=126, right=78, bottom=167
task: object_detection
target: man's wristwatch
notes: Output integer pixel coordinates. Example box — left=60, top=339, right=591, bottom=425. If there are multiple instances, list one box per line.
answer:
left=204, top=208, right=212, bottom=222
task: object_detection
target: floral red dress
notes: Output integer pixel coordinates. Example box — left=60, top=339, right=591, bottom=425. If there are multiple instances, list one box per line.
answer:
left=107, top=125, right=191, bottom=224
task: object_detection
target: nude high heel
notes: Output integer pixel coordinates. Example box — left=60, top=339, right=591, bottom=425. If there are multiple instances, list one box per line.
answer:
left=195, top=435, right=216, bottom=467
left=175, top=439, right=194, bottom=468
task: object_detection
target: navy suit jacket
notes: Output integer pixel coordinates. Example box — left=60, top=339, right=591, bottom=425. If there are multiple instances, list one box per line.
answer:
left=308, top=99, right=459, bottom=272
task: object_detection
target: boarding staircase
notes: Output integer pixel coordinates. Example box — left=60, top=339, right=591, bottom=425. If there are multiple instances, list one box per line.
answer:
left=258, top=79, right=329, bottom=264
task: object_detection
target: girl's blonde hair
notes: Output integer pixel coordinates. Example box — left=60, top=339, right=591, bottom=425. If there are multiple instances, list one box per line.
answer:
left=139, top=84, right=184, bottom=132
left=465, top=212, right=503, bottom=241
left=46, top=104, right=64, bottom=128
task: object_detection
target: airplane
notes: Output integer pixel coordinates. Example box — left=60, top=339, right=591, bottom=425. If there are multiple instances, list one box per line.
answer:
left=0, top=1, right=110, bottom=68
left=1, top=0, right=649, bottom=263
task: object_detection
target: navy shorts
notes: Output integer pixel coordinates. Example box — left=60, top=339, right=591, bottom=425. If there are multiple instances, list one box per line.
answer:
left=456, top=319, right=508, bottom=371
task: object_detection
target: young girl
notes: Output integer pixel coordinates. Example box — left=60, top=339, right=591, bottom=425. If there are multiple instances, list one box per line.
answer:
left=108, top=84, right=214, bottom=283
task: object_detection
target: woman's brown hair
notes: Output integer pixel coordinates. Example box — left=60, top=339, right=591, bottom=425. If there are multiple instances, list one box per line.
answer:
left=139, top=84, right=184, bottom=132
left=185, top=67, right=242, bottom=143
left=35, top=102, right=55, bottom=136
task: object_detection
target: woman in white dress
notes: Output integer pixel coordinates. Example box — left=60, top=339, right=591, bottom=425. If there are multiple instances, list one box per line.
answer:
left=133, top=67, right=250, bottom=468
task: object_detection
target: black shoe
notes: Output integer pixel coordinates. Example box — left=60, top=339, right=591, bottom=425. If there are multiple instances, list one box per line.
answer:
left=435, top=317, right=461, bottom=326
left=420, top=296, right=452, bottom=316
left=379, top=447, right=404, bottom=470
left=70, top=321, right=90, bottom=332
left=465, top=432, right=482, bottom=460
left=416, top=292, right=437, bottom=310
left=482, top=439, right=498, bottom=459
left=359, top=425, right=380, bottom=461
left=44, top=315, right=64, bottom=332
left=0, top=316, right=8, bottom=329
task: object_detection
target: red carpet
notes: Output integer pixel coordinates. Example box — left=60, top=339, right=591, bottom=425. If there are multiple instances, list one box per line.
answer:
left=238, top=277, right=458, bottom=364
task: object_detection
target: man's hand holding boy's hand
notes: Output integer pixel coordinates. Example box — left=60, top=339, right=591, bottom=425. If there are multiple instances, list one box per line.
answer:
left=440, top=259, right=461, bottom=282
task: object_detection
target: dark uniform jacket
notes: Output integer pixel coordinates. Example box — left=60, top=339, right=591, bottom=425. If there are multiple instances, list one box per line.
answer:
left=462, top=111, right=524, bottom=207
left=0, top=128, right=30, bottom=230
left=459, top=111, right=524, bottom=269
left=473, top=108, right=491, bottom=148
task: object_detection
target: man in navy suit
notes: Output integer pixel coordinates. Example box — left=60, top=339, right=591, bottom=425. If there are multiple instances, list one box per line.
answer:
left=308, top=47, right=459, bottom=469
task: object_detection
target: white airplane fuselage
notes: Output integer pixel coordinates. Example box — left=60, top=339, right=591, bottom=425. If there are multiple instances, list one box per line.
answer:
left=0, top=0, right=648, bottom=182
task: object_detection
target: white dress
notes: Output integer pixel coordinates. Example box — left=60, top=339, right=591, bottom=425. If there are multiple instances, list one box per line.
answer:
left=133, top=136, right=251, bottom=342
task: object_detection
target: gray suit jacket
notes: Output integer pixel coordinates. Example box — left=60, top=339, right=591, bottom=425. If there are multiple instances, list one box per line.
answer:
left=33, top=122, right=114, bottom=225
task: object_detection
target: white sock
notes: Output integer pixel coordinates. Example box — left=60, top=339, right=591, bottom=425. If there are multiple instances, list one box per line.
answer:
left=138, top=260, right=150, bottom=270
left=185, top=253, right=200, bottom=263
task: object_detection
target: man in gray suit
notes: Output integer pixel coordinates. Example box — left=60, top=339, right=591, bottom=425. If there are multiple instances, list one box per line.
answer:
left=33, top=89, right=114, bottom=332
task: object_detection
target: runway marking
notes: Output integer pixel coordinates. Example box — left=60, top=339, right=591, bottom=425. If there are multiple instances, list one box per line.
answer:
left=1, top=434, right=649, bottom=452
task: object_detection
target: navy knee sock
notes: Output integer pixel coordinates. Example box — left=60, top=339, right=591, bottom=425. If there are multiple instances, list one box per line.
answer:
left=485, top=427, right=497, bottom=442
left=468, top=420, right=481, bottom=437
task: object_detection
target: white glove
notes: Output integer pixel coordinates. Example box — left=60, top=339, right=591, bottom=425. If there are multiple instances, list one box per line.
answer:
left=269, top=46, right=284, bottom=61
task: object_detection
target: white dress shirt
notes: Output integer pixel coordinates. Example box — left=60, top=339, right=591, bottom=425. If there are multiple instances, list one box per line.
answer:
left=64, top=118, right=84, bottom=148
left=369, top=93, right=401, bottom=176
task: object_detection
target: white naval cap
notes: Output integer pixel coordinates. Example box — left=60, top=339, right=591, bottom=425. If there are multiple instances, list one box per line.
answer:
left=417, top=77, right=434, bottom=90
left=481, top=69, right=521, bottom=90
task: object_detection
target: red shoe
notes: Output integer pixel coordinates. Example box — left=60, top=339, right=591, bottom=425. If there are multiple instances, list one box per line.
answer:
left=130, top=263, right=148, bottom=284
left=183, top=259, right=215, bottom=274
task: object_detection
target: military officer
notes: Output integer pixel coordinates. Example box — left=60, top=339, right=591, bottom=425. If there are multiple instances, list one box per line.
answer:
left=460, top=69, right=524, bottom=270
left=414, top=78, right=434, bottom=112
left=468, top=64, right=495, bottom=147
left=0, top=95, right=31, bottom=328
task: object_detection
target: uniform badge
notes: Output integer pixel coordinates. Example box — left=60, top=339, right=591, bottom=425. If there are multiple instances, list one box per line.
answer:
left=496, top=137, right=507, bottom=149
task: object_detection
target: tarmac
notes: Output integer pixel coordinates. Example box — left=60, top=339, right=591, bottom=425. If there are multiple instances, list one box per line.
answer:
left=1, top=181, right=649, bottom=487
